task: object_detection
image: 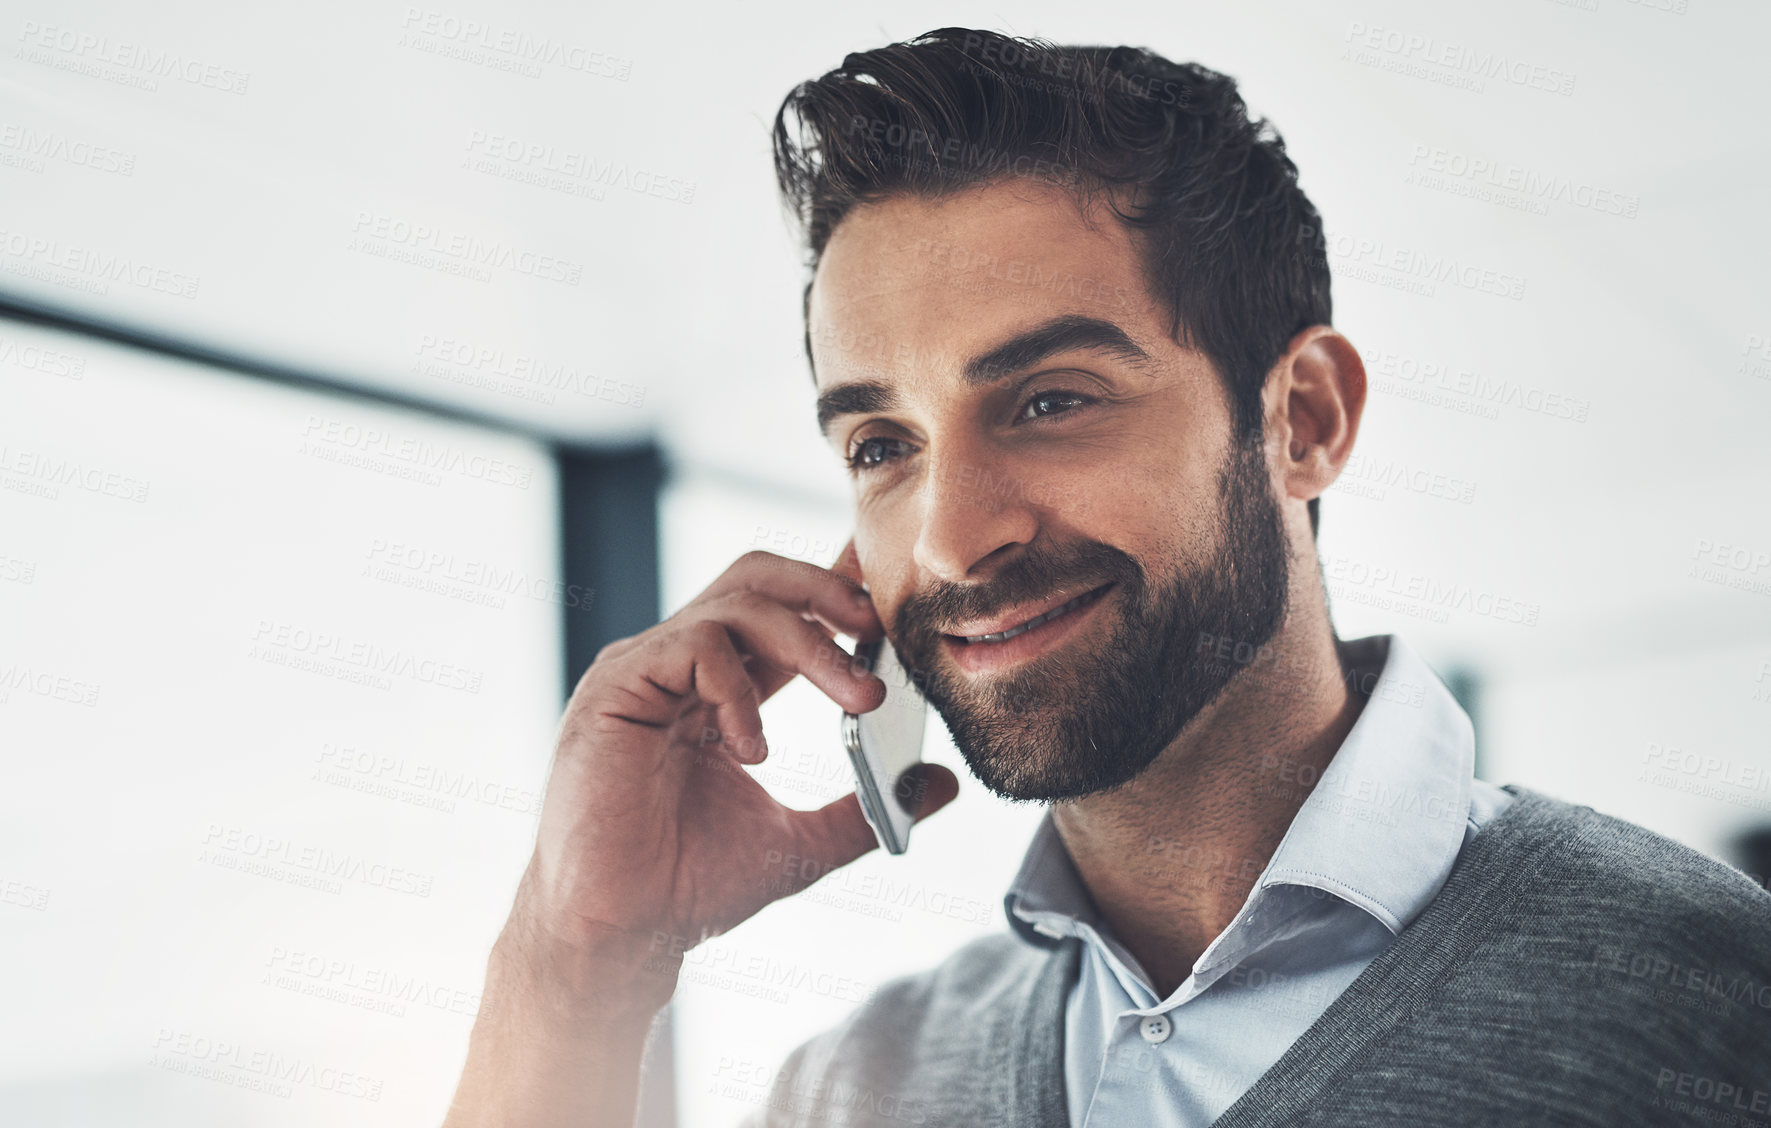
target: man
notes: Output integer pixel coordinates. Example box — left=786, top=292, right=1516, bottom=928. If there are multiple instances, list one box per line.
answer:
left=444, top=28, right=1771, bottom=1128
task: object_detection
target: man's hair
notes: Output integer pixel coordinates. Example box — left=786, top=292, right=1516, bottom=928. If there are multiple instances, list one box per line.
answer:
left=773, top=27, right=1332, bottom=536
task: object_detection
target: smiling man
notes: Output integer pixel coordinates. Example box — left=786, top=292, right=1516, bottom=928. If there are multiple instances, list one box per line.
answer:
left=443, top=28, right=1771, bottom=1128
left=812, top=191, right=1310, bottom=813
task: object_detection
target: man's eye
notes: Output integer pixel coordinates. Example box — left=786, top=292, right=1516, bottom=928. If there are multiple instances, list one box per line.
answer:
left=1020, top=391, right=1090, bottom=420
left=845, top=436, right=912, bottom=472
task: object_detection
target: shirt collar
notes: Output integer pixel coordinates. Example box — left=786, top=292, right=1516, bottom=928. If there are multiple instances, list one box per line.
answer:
left=1254, top=633, right=1474, bottom=933
left=1003, top=812, right=1095, bottom=947
left=1003, top=633, right=1475, bottom=949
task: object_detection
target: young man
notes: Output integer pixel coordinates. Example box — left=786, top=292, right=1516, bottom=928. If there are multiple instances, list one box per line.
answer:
left=445, top=28, right=1771, bottom=1128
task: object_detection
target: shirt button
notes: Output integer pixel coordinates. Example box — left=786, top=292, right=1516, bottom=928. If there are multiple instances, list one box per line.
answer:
left=1139, top=1014, right=1172, bottom=1044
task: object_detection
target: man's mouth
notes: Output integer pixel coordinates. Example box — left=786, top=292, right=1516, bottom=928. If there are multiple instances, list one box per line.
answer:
left=947, top=583, right=1115, bottom=645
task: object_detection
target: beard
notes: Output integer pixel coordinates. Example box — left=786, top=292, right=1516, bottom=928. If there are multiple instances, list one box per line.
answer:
left=889, top=434, right=1292, bottom=803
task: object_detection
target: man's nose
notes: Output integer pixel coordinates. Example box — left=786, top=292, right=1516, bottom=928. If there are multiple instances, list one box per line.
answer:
left=911, top=442, right=1039, bottom=584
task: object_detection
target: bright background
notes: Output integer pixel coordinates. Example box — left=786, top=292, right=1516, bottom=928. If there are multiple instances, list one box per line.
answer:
left=2, top=1, right=1768, bottom=1125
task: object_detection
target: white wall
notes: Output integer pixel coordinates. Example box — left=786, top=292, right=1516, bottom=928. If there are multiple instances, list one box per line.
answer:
left=0, top=320, right=562, bottom=1125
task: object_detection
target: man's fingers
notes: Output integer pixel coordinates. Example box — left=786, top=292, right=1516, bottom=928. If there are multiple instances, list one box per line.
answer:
left=680, top=624, right=768, bottom=764
left=742, top=612, right=842, bottom=706
left=582, top=593, right=882, bottom=763
left=590, top=546, right=884, bottom=716
left=704, top=592, right=885, bottom=715
left=743, top=654, right=803, bottom=707
left=580, top=619, right=764, bottom=737
left=697, top=550, right=883, bottom=643
left=707, top=691, right=767, bottom=764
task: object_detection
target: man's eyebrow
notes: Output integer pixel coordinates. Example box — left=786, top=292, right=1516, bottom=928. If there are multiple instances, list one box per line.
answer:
left=814, top=314, right=1157, bottom=439
left=817, top=380, right=902, bottom=439
left=964, top=314, right=1159, bottom=386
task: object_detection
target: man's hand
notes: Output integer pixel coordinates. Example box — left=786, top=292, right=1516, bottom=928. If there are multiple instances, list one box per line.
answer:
left=445, top=542, right=959, bottom=1128
left=525, top=541, right=956, bottom=988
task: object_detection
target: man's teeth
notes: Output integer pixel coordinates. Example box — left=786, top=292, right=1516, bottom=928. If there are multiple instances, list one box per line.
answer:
left=962, top=587, right=1102, bottom=644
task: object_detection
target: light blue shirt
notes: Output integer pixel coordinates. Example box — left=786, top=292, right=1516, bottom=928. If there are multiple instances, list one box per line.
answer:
left=1003, top=634, right=1515, bottom=1128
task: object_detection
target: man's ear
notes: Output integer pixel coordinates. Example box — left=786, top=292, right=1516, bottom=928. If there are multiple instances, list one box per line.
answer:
left=1267, top=326, right=1366, bottom=509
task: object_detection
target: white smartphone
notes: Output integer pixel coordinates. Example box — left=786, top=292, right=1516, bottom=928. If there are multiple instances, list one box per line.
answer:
left=841, top=635, right=929, bottom=855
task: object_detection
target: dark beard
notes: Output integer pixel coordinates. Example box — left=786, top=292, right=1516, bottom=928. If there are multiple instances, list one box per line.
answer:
left=890, top=435, right=1291, bottom=803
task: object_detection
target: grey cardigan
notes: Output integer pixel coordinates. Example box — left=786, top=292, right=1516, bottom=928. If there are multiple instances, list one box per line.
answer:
left=740, top=787, right=1771, bottom=1127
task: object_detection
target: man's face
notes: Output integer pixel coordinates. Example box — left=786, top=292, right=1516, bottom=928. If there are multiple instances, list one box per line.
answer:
left=810, top=179, right=1291, bottom=803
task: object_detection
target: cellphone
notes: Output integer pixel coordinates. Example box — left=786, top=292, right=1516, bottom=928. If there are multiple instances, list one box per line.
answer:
left=841, top=634, right=929, bottom=855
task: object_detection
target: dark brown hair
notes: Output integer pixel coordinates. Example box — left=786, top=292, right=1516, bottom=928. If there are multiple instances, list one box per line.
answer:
left=774, top=27, right=1332, bottom=534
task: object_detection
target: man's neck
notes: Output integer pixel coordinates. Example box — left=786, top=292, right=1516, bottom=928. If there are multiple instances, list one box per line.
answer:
left=1048, top=619, right=1366, bottom=998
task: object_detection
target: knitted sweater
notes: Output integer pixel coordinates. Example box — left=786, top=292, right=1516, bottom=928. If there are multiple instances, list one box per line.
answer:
left=739, top=787, right=1771, bottom=1127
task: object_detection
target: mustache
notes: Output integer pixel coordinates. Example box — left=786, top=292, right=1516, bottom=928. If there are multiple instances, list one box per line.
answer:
left=894, top=540, right=1142, bottom=638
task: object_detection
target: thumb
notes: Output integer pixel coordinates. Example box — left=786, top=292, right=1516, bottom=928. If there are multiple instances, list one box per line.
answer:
left=896, top=762, right=960, bottom=822
left=784, top=763, right=962, bottom=885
